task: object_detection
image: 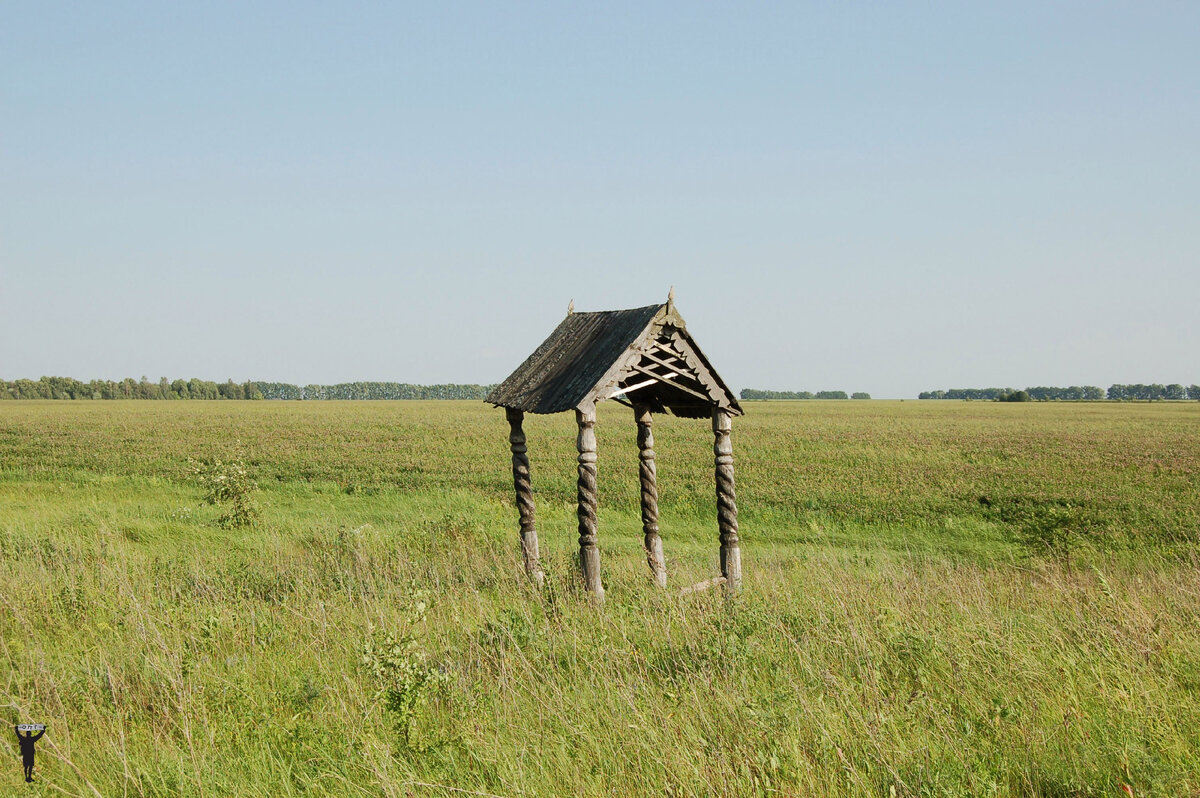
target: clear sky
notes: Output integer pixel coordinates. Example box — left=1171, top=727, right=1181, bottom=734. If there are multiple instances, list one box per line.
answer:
left=3, top=3, right=1197, bottom=398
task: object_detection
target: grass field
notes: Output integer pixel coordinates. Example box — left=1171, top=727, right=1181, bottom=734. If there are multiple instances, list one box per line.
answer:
left=2, top=399, right=1198, bottom=796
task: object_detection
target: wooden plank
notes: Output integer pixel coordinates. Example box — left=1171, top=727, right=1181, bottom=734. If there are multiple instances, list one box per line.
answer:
left=667, top=330, right=736, bottom=409
left=580, top=312, right=665, bottom=409
left=630, top=365, right=711, bottom=402
left=606, top=376, right=659, bottom=399
left=679, top=575, right=727, bottom=596
left=671, top=329, right=744, bottom=414
left=639, top=349, right=706, bottom=389
left=651, top=340, right=687, bottom=362
left=640, top=363, right=686, bottom=381
left=644, top=344, right=688, bottom=369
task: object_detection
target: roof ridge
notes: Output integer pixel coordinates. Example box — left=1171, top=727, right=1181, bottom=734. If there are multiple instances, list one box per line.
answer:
left=568, top=302, right=664, bottom=315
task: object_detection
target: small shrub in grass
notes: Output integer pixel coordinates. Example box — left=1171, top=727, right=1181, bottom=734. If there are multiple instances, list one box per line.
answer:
left=361, top=592, right=449, bottom=747
left=189, top=458, right=261, bottom=528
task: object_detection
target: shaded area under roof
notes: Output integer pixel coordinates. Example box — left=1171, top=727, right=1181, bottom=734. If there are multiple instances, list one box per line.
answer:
left=487, top=304, right=662, bottom=414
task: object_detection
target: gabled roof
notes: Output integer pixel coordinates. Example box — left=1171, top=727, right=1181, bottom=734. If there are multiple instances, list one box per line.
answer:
left=487, top=300, right=742, bottom=418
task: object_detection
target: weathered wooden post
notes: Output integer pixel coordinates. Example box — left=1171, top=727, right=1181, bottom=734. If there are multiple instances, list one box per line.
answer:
left=506, top=408, right=544, bottom=587
left=576, top=406, right=604, bottom=598
left=713, top=408, right=741, bottom=591
left=634, top=403, right=667, bottom=587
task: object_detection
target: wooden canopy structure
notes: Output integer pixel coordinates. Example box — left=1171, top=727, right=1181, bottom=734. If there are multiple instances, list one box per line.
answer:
left=487, top=293, right=743, bottom=598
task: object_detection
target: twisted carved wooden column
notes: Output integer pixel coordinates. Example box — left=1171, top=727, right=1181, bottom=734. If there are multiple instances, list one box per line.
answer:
left=712, top=408, right=742, bottom=591
left=506, top=408, right=544, bottom=587
left=634, top=404, right=667, bottom=587
left=576, top=407, right=603, bottom=598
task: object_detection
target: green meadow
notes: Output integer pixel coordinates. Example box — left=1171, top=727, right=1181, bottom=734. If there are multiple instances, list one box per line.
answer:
left=2, top=399, right=1198, bottom=796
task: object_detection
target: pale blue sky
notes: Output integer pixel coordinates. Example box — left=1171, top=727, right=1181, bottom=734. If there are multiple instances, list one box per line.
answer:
left=3, top=3, right=1197, bottom=397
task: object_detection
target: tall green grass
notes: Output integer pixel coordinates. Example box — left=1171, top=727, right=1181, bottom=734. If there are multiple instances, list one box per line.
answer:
left=2, top=400, right=1198, bottom=795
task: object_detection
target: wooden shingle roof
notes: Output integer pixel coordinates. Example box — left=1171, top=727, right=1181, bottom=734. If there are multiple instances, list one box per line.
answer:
left=487, top=300, right=742, bottom=418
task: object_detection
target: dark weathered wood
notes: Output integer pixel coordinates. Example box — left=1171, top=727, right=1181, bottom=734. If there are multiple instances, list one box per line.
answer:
left=575, top=407, right=604, bottom=598
left=678, top=575, right=727, bottom=596
left=506, top=408, right=544, bottom=587
left=583, top=320, right=665, bottom=415
left=713, top=408, right=741, bottom=591
left=634, top=404, right=667, bottom=588
left=486, top=304, right=663, bottom=415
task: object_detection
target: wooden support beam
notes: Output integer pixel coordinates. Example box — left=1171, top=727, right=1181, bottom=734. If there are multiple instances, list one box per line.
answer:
left=639, top=348, right=695, bottom=379
left=505, top=408, right=544, bottom=587
left=630, top=365, right=711, bottom=402
left=667, top=330, right=738, bottom=411
left=575, top=407, right=604, bottom=599
left=634, top=403, right=667, bottom=588
left=635, top=360, right=687, bottom=382
left=606, top=376, right=659, bottom=400
left=713, top=408, right=742, bottom=591
left=651, top=339, right=685, bottom=361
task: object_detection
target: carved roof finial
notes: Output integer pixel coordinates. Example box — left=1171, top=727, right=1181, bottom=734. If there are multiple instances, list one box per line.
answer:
left=667, top=286, right=675, bottom=308
left=568, top=298, right=575, bottom=314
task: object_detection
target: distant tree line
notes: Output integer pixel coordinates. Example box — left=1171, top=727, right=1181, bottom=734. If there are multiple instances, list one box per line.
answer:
left=1, top=376, right=263, bottom=400
left=741, top=389, right=870, bottom=400
left=919, top=384, right=1199, bottom=401
left=254, top=382, right=496, bottom=400
left=919, top=386, right=1102, bottom=401
left=0, top=377, right=499, bottom=401
left=1103, top=384, right=1198, bottom=400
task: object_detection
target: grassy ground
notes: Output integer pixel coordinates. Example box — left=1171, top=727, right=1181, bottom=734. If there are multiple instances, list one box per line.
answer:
left=1, top=399, right=1198, bottom=796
